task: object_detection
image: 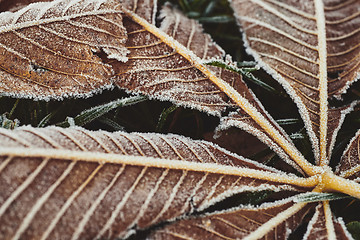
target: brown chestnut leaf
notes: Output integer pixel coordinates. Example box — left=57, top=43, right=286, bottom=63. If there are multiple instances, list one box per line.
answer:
left=0, top=0, right=360, bottom=239
left=0, top=126, right=311, bottom=239
left=0, top=0, right=128, bottom=99
left=231, top=0, right=360, bottom=164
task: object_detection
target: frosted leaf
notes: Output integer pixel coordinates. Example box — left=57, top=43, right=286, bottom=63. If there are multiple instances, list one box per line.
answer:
left=113, top=4, right=233, bottom=116
left=0, top=1, right=360, bottom=239
left=0, top=0, right=128, bottom=100
left=113, top=3, right=314, bottom=175
left=0, top=0, right=52, bottom=12
left=0, top=126, right=311, bottom=239
left=149, top=196, right=314, bottom=239
left=336, top=129, right=360, bottom=180
left=230, top=0, right=360, bottom=164
left=117, top=0, right=157, bottom=24
left=217, top=105, right=304, bottom=174
left=159, top=3, right=225, bottom=61
left=303, top=203, right=354, bottom=240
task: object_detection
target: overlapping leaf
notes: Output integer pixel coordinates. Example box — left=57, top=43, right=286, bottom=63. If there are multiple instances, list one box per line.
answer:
left=336, top=129, right=360, bottom=180
left=0, top=126, right=313, bottom=239
left=150, top=197, right=314, bottom=239
left=112, top=3, right=232, bottom=116
left=0, top=0, right=49, bottom=12
left=325, top=0, right=360, bottom=97
left=303, top=203, right=353, bottom=239
left=0, top=0, right=360, bottom=239
left=149, top=198, right=356, bottom=239
left=0, top=0, right=128, bottom=99
left=0, top=0, right=311, bottom=174
left=112, top=2, right=314, bottom=174
left=230, top=0, right=360, bottom=164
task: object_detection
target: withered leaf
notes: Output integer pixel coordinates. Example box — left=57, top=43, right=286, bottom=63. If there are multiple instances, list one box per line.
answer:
left=230, top=0, right=360, bottom=165
left=117, top=0, right=157, bottom=24
left=0, top=0, right=319, bottom=176
left=113, top=4, right=231, bottom=116
left=114, top=3, right=312, bottom=174
left=1, top=0, right=360, bottom=239
left=0, top=0, right=52, bottom=12
left=336, top=129, right=360, bottom=180
left=0, top=126, right=311, bottom=239
left=303, top=202, right=353, bottom=239
left=0, top=0, right=128, bottom=99
left=150, top=197, right=314, bottom=240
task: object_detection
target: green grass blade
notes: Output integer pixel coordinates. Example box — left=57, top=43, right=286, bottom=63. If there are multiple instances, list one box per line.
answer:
left=156, top=105, right=179, bottom=131
left=198, top=15, right=234, bottom=23
left=294, top=192, right=350, bottom=203
left=205, top=60, right=276, bottom=93
left=98, top=116, right=126, bottom=131
left=57, top=95, right=147, bottom=127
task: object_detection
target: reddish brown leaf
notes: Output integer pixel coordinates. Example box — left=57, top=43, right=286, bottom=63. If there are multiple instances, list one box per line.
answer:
left=0, top=1, right=359, bottom=239
left=336, top=129, right=360, bottom=180
left=230, top=0, right=360, bottom=164
left=303, top=202, right=354, bottom=239
left=149, top=197, right=314, bottom=240
left=0, top=0, right=128, bottom=99
left=0, top=126, right=311, bottom=239
left=0, top=0, right=51, bottom=12
left=113, top=3, right=312, bottom=174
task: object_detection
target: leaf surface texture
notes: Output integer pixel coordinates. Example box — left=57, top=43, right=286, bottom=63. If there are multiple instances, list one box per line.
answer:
left=0, top=0, right=128, bottom=99
left=231, top=0, right=360, bottom=163
left=0, top=0, right=360, bottom=239
left=0, top=126, right=310, bottom=239
left=113, top=3, right=312, bottom=174
left=336, top=129, right=360, bottom=180
left=303, top=202, right=353, bottom=239
left=150, top=197, right=314, bottom=240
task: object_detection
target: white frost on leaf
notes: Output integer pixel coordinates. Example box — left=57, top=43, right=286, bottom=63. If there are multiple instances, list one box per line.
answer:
left=217, top=111, right=305, bottom=175
left=0, top=0, right=128, bottom=99
left=237, top=20, right=320, bottom=163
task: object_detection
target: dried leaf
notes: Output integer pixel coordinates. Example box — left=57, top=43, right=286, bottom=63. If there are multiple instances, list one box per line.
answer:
left=325, top=0, right=360, bottom=98
left=0, top=0, right=50, bottom=12
left=0, top=0, right=128, bottom=99
left=303, top=202, right=354, bottom=239
left=230, top=0, right=360, bottom=164
left=0, top=0, right=315, bottom=176
left=113, top=4, right=230, bottom=116
left=149, top=197, right=314, bottom=239
left=336, top=129, right=360, bottom=180
left=113, top=3, right=314, bottom=175
left=117, top=0, right=157, bottom=24
left=0, top=126, right=312, bottom=239
left=1, top=0, right=360, bottom=239
left=217, top=108, right=304, bottom=174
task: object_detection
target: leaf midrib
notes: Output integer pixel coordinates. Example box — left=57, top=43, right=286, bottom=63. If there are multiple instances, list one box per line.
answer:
left=0, top=147, right=318, bottom=187
left=314, top=0, right=328, bottom=166
left=122, top=7, right=317, bottom=176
